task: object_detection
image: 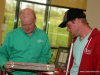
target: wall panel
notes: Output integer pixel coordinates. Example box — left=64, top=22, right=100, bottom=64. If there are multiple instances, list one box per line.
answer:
left=0, top=0, right=5, bottom=45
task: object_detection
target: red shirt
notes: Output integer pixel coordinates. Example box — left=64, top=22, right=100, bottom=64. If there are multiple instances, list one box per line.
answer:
left=66, top=28, right=100, bottom=75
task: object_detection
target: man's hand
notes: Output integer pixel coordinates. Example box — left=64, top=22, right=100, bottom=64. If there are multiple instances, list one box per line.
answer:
left=4, top=64, right=16, bottom=72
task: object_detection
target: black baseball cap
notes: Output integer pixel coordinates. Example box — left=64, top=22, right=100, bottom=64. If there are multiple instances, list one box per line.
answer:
left=59, top=8, right=86, bottom=28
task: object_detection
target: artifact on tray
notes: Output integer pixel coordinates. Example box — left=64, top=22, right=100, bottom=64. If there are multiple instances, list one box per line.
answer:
left=5, top=61, right=55, bottom=72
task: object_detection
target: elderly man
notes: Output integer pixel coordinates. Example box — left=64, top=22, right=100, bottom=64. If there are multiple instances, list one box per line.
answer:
left=0, top=8, right=51, bottom=75
left=59, top=8, right=100, bottom=75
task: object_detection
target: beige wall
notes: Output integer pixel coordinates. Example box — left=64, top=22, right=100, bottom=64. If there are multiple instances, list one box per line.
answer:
left=0, top=0, right=5, bottom=46
left=52, top=0, right=87, bottom=10
left=86, top=0, right=100, bottom=30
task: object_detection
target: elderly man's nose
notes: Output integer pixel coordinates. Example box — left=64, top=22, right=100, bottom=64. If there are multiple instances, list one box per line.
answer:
left=25, top=25, right=29, bottom=29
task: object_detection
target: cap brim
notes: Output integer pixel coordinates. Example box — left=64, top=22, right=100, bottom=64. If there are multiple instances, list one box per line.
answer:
left=58, top=20, right=68, bottom=28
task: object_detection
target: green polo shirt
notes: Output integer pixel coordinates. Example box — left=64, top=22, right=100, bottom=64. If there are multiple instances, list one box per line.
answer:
left=0, top=26, right=51, bottom=75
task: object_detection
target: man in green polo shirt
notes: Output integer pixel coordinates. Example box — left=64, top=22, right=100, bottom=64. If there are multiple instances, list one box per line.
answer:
left=0, top=8, right=51, bottom=75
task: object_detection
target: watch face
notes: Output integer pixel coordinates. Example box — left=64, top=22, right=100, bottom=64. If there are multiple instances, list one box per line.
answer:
left=55, top=47, right=70, bottom=70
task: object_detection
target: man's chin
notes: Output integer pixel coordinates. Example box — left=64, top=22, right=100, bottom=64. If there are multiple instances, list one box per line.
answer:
left=71, top=34, right=76, bottom=38
left=25, top=31, right=33, bottom=35
left=25, top=31, right=31, bottom=34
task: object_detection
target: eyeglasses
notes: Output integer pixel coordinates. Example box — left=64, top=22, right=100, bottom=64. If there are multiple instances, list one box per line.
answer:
left=21, top=23, right=33, bottom=26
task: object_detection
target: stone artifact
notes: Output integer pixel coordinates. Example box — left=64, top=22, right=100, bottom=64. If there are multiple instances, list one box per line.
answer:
left=5, top=61, right=55, bottom=72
